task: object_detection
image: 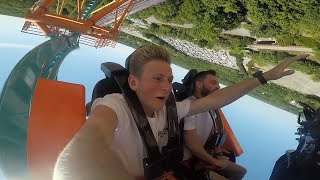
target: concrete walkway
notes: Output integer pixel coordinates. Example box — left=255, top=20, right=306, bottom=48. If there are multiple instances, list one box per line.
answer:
left=248, top=45, right=313, bottom=53
left=120, top=26, right=153, bottom=42
left=145, top=16, right=193, bottom=28
left=222, top=27, right=252, bottom=37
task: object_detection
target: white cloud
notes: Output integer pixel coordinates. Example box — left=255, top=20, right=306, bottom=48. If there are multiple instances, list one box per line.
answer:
left=0, top=43, right=34, bottom=49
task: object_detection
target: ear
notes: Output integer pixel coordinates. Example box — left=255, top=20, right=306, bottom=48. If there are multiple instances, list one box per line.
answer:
left=195, top=81, right=202, bottom=89
left=128, top=74, right=138, bottom=90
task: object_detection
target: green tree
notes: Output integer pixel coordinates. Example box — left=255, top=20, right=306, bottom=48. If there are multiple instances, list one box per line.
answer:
left=246, top=0, right=320, bottom=46
left=0, top=0, right=38, bottom=17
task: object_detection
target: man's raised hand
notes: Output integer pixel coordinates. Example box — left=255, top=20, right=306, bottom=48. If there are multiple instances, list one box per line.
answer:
left=263, top=54, right=309, bottom=81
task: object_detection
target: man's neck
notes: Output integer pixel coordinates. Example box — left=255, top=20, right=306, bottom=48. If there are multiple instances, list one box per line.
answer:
left=193, top=91, right=203, bottom=99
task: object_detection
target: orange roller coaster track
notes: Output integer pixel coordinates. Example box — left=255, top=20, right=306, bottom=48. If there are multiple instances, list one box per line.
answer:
left=22, top=0, right=136, bottom=48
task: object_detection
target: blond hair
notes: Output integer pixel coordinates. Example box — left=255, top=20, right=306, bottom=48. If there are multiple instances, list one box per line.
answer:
left=126, top=45, right=171, bottom=77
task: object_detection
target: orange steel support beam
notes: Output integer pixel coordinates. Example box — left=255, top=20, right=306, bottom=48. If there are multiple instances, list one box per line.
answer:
left=26, top=13, right=88, bottom=33
left=26, top=13, right=113, bottom=35
left=114, top=4, right=119, bottom=23
left=88, top=0, right=128, bottom=23
left=90, top=25, right=113, bottom=35
left=77, top=0, right=82, bottom=20
left=34, top=22, right=52, bottom=36
left=113, top=0, right=135, bottom=30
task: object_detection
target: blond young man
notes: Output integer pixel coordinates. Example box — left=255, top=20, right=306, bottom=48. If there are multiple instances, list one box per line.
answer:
left=53, top=45, right=308, bottom=179
left=183, top=70, right=246, bottom=180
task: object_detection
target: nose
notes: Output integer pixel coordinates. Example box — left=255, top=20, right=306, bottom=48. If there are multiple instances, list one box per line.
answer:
left=212, top=84, right=220, bottom=91
left=161, top=80, right=172, bottom=92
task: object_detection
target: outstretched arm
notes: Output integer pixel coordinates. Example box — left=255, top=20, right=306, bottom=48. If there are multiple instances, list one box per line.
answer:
left=187, top=54, right=309, bottom=116
left=53, top=105, right=133, bottom=180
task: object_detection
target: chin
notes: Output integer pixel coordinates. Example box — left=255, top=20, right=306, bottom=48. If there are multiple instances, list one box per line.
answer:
left=153, top=104, right=165, bottom=111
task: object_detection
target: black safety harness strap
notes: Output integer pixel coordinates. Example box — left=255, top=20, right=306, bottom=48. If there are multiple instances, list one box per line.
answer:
left=166, top=93, right=180, bottom=142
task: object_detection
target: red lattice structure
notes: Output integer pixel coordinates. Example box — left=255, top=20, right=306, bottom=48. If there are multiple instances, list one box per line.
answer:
left=21, top=0, right=164, bottom=48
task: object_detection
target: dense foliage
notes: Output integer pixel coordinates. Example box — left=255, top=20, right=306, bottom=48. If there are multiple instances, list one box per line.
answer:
left=132, top=0, right=247, bottom=49
left=0, top=0, right=37, bottom=17
left=246, top=0, right=320, bottom=40
left=246, top=0, right=320, bottom=61
left=0, top=0, right=113, bottom=18
left=133, top=0, right=247, bottom=30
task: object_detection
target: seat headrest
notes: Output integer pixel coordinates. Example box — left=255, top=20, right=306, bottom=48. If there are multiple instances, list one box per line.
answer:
left=86, top=62, right=127, bottom=115
left=182, top=69, right=198, bottom=88
left=125, top=53, right=132, bottom=69
left=101, top=62, right=127, bottom=78
left=86, top=77, right=122, bottom=116
left=92, top=78, right=122, bottom=100
left=172, top=69, right=198, bottom=101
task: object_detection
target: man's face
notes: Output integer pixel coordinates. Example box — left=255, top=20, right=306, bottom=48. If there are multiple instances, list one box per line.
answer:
left=129, top=60, right=173, bottom=116
left=200, top=74, right=220, bottom=97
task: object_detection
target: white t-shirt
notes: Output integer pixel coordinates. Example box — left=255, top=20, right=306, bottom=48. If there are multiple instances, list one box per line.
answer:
left=91, top=93, right=190, bottom=178
left=183, top=96, right=215, bottom=160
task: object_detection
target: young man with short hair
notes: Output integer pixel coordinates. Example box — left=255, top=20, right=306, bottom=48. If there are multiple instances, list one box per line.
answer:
left=183, top=70, right=246, bottom=180
left=53, top=45, right=308, bottom=179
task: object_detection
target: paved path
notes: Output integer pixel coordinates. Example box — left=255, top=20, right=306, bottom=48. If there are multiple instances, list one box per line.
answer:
left=222, top=27, right=252, bottom=37
left=222, top=27, right=314, bottom=54
left=145, top=16, right=193, bottom=28
left=120, top=26, right=153, bottom=42
left=249, top=45, right=314, bottom=53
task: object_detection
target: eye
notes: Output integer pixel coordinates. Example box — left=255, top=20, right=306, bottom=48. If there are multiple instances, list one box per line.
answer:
left=211, top=81, right=218, bottom=85
left=153, top=77, right=161, bottom=81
